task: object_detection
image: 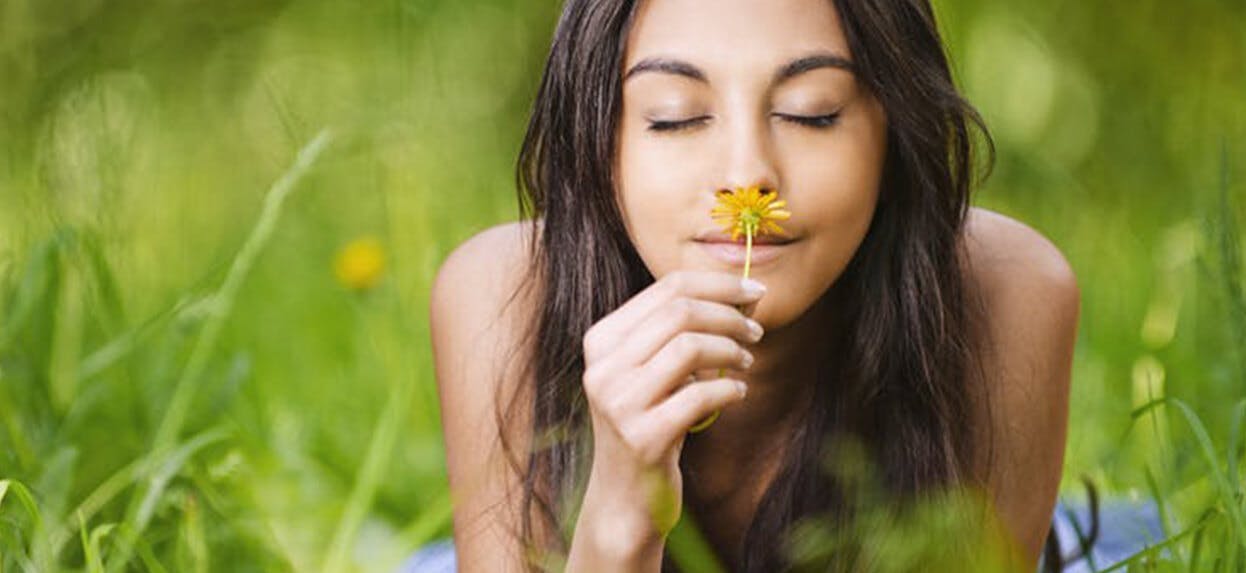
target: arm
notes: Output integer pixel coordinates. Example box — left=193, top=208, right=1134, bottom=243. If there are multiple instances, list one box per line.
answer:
left=963, top=208, right=1080, bottom=567
left=431, top=222, right=674, bottom=572
left=431, top=222, right=538, bottom=571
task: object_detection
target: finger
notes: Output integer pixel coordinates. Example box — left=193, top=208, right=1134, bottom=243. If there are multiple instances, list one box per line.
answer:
left=583, top=271, right=766, bottom=362
left=608, top=297, right=762, bottom=370
left=631, top=332, right=752, bottom=408
left=645, top=378, right=748, bottom=450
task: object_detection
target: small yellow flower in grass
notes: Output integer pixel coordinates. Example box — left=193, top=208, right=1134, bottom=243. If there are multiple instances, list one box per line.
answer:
left=690, top=186, right=791, bottom=433
left=334, top=236, right=386, bottom=291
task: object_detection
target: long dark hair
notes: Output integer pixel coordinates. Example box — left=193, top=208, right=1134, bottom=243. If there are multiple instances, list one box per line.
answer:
left=496, top=0, right=998, bottom=570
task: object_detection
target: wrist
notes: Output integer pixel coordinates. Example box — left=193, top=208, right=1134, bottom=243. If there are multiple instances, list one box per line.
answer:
left=570, top=503, right=665, bottom=570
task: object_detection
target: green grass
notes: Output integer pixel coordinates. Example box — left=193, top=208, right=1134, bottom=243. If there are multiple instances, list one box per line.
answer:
left=1, top=0, right=1244, bottom=571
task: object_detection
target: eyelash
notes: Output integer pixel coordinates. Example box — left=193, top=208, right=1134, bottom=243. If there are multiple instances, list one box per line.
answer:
left=783, top=112, right=841, bottom=128
left=646, top=112, right=841, bottom=133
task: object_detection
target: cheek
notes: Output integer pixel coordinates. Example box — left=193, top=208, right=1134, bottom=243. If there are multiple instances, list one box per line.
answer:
left=614, top=130, right=702, bottom=278
left=785, top=104, right=887, bottom=243
left=803, top=148, right=883, bottom=238
left=785, top=112, right=887, bottom=207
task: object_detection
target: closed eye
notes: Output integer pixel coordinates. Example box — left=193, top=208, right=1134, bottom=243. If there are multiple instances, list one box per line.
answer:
left=646, top=116, right=711, bottom=133
left=775, top=112, right=841, bottom=128
left=646, top=112, right=841, bottom=133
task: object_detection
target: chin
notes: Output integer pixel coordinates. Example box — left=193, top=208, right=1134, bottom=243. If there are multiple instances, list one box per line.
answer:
left=744, top=293, right=791, bottom=330
left=755, top=281, right=838, bottom=332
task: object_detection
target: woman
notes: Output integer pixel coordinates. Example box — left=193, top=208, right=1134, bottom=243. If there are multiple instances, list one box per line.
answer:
left=429, top=0, right=1079, bottom=570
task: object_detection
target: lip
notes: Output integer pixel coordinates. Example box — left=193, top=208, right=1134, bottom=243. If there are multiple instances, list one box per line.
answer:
left=695, top=240, right=794, bottom=266
left=694, top=230, right=794, bottom=245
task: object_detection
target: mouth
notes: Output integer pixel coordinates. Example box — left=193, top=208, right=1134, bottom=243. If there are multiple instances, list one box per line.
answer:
left=694, top=237, right=796, bottom=266
left=693, top=231, right=796, bottom=246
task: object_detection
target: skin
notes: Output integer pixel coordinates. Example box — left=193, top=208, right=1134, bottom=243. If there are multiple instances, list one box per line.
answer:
left=431, top=0, right=1079, bottom=570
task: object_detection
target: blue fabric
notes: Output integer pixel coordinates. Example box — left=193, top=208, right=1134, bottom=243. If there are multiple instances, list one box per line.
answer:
left=398, top=499, right=1165, bottom=573
left=400, top=538, right=457, bottom=573
left=1042, top=498, right=1166, bottom=572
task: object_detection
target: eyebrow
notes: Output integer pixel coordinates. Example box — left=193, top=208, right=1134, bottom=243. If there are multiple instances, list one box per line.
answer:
left=624, top=58, right=707, bottom=83
left=623, top=52, right=855, bottom=85
left=775, top=53, right=855, bottom=82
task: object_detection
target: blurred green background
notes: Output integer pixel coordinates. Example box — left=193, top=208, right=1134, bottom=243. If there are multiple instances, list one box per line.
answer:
left=0, top=0, right=1243, bottom=570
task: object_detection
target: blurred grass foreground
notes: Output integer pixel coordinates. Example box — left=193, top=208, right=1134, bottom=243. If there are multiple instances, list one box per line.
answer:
left=1, top=0, right=1245, bottom=571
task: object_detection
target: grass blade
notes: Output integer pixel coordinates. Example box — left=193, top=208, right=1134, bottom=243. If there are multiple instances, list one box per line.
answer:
left=150, top=128, right=334, bottom=455
left=322, top=346, right=415, bottom=571
left=99, top=428, right=229, bottom=572
left=1144, top=464, right=1175, bottom=548
left=1211, top=146, right=1246, bottom=379
left=1134, top=398, right=1246, bottom=550
left=666, top=511, right=727, bottom=573
left=1227, top=399, right=1246, bottom=496
left=1098, top=510, right=1217, bottom=573
left=103, top=129, right=334, bottom=572
left=78, top=512, right=116, bottom=573
left=0, top=479, right=48, bottom=571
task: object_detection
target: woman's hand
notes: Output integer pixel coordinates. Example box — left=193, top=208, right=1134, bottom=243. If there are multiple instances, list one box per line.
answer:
left=567, top=270, right=766, bottom=569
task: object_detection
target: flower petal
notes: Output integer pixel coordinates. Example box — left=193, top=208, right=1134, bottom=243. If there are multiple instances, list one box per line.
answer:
left=760, top=219, right=787, bottom=235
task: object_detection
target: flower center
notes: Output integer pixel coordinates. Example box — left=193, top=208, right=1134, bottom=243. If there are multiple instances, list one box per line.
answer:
left=738, top=209, right=761, bottom=236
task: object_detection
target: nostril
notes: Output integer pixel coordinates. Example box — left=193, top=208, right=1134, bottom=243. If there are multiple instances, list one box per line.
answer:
left=717, top=186, right=777, bottom=196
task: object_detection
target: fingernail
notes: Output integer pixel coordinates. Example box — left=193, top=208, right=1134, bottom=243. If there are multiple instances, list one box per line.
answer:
left=741, top=278, right=767, bottom=297
left=740, top=350, right=754, bottom=368
left=746, top=319, right=764, bottom=342
left=736, top=381, right=748, bottom=398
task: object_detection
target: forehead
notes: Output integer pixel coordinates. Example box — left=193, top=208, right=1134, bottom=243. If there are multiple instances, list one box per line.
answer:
left=623, top=0, right=850, bottom=72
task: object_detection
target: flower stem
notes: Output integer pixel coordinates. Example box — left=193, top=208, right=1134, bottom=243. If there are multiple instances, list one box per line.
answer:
left=743, top=230, right=753, bottom=279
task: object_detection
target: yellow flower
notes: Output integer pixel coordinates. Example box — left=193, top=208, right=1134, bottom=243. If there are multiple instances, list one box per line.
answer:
left=709, top=185, right=791, bottom=281
left=710, top=185, right=792, bottom=244
left=690, top=186, right=792, bottom=433
left=334, top=236, right=386, bottom=291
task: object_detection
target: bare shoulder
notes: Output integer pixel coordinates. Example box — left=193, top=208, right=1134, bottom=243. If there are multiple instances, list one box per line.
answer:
left=431, top=220, right=541, bottom=392
left=961, top=206, right=1080, bottom=390
left=433, top=219, right=540, bottom=317
left=429, top=219, right=542, bottom=572
left=960, top=207, right=1080, bottom=565
left=963, top=206, right=1080, bottom=305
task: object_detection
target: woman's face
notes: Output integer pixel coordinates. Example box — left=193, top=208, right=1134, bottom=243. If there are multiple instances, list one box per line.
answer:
left=615, top=0, right=888, bottom=329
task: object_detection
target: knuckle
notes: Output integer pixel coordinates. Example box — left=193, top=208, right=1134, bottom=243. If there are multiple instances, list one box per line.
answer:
left=670, top=298, right=695, bottom=326
left=663, top=271, right=688, bottom=295
left=582, top=366, right=607, bottom=394
left=603, top=393, right=629, bottom=420
left=582, top=327, right=602, bottom=355
left=671, top=332, right=700, bottom=359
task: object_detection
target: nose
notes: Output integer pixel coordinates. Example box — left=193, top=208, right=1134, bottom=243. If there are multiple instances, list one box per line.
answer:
left=717, top=113, right=780, bottom=194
